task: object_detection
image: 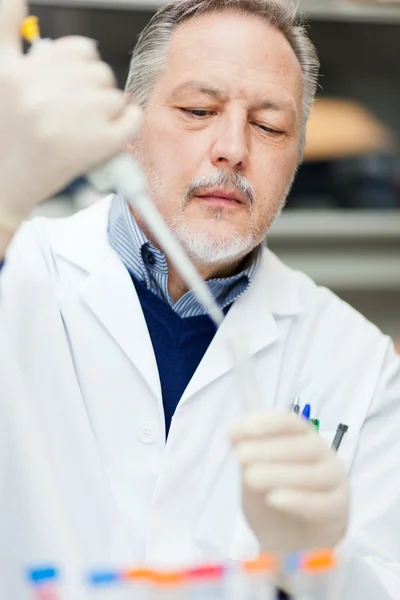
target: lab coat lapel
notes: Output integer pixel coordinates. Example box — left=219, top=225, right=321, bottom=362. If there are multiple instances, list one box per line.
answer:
left=180, top=250, right=302, bottom=403
left=79, top=253, right=161, bottom=401
left=54, top=197, right=162, bottom=402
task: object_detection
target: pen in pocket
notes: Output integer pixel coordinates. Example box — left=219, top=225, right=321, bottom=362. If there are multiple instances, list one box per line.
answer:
left=332, top=424, right=349, bottom=452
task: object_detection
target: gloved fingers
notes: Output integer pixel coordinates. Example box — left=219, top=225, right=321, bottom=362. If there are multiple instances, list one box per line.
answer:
left=78, top=60, right=117, bottom=89
left=244, top=458, right=344, bottom=493
left=231, top=412, right=310, bottom=442
left=235, top=433, right=329, bottom=466
left=0, top=0, right=26, bottom=56
left=266, top=483, right=349, bottom=521
left=108, top=104, right=143, bottom=147
left=95, top=89, right=128, bottom=120
left=33, top=36, right=100, bottom=61
left=26, top=64, right=118, bottom=99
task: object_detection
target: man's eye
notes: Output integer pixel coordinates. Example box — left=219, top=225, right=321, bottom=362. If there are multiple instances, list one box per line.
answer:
left=180, top=109, right=213, bottom=118
left=254, top=123, right=282, bottom=135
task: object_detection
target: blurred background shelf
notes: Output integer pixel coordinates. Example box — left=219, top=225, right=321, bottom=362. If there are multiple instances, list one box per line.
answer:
left=301, top=0, right=400, bottom=24
left=269, top=210, right=400, bottom=241
left=268, top=210, right=400, bottom=292
left=30, top=0, right=400, bottom=23
left=31, top=0, right=160, bottom=9
left=268, top=210, right=400, bottom=338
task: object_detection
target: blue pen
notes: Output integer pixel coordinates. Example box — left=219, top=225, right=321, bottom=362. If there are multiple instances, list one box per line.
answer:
left=301, top=404, right=311, bottom=420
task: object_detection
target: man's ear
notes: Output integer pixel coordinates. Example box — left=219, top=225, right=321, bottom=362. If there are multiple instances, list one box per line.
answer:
left=124, top=92, right=141, bottom=154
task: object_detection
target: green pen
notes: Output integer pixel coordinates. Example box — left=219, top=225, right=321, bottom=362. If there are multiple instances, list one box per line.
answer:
left=310, top=419, right=320, bottom=431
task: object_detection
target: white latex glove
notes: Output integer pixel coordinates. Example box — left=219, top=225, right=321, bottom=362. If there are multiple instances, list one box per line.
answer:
left=231, top=413, right=349, bottom=553
left=0, top=0, right=142, bottom=230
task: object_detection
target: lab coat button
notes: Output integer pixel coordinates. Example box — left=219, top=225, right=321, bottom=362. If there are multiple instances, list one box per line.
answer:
left=138, top=422, right=158, bottom=444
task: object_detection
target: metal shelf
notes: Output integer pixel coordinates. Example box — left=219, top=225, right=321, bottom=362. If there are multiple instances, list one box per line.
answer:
left=300, top=0, right=400, bottom=24
left=268, top=210, right=400, bottom=291
left=269, top=210, right=400, bottom=241
left=271, top=248, right=400, bottom=290
left=31, top=0, right=400, bottom=22
left=31, top=0, right=161, bottom=10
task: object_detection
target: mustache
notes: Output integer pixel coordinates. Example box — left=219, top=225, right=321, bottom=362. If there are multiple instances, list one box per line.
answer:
left=182, top=171, right=256, bottom=208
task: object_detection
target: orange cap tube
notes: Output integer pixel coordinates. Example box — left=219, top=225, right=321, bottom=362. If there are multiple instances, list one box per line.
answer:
left=243, top=554, right=278, bottom=574
left=302, top=550, right=337, bottom=573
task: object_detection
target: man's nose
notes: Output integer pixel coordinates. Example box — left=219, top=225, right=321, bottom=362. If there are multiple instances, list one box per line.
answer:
left=210, top=111, right=249, bottom=171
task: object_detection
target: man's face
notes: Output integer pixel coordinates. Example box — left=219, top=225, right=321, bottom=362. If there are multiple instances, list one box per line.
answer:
left=133, top=11, right=303, bottom=265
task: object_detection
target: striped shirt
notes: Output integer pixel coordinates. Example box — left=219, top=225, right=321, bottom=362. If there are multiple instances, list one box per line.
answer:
left=108, top=194, right=260, bottom=318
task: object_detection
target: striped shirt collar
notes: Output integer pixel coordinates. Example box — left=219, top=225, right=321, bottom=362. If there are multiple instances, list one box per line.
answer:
left=108, top=194, right=261, bottom=318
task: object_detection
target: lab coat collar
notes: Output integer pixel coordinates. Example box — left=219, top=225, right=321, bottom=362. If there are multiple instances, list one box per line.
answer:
left=53, top=196, right=114, bottom=272
left=257, top=248, right=304, bottom=317
left=52, top=197, right=304, bottom=402
left=179, top=247, right=304, bottom=402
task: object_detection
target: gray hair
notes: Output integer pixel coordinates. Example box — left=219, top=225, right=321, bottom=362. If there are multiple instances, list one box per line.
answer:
left=125, top=0, right=320, bottom=160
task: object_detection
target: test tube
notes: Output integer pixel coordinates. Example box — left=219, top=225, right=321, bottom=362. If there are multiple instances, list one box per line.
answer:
left=185, top=564, right=226, bottom=600
left=27, top=566, right=61, bottom=600
left=148, top=570, right=187, bottom=600
left=290, top=551, right=338, bottom=600
left=242, top=554, right=277, bottom=600
left=122, top=568, right=155, bottom=600
left=86, top=569, right=124, bottom=600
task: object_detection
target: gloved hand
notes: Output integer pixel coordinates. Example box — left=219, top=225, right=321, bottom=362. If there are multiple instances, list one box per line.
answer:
left=0, top=0, right=142, bottom=231
left=230, top=413, right=349, bottom=553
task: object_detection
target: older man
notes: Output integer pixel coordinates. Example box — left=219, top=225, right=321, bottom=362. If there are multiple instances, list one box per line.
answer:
left=0, top=0, right=399, bottom=598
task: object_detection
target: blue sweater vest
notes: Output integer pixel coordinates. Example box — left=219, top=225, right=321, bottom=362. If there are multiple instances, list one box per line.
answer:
left=132, top=276, right=218, bottom=437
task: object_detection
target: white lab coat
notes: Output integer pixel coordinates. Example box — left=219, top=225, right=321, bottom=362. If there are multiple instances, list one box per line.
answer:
left=0, top=196, right=399, bottom=598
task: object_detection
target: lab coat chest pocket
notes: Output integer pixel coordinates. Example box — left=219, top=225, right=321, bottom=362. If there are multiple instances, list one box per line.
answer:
left=319, top=429, right=359, bottom=472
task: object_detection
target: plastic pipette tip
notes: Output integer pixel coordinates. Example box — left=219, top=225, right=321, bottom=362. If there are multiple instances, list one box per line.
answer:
left=21, top=16, right=41, bottom=43
left=27, top=566, right=59, bottom=584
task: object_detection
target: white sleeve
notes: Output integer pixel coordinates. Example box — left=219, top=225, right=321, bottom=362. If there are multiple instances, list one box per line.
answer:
left=0, top=219, right=62, bottom=364
left=340, top=341, right=400, bottom=599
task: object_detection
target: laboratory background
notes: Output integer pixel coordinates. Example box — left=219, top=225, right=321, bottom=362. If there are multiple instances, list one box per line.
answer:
left=30, top=0, right=400, bottom=344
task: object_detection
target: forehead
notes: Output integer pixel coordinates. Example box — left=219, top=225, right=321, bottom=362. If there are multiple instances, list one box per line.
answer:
left=158, top=11, right=303, bottom=112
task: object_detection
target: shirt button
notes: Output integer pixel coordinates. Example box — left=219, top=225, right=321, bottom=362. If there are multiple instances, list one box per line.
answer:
left=137, top=422, right=158, bottom=444
left=146, top=252, right=155, bottom=266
